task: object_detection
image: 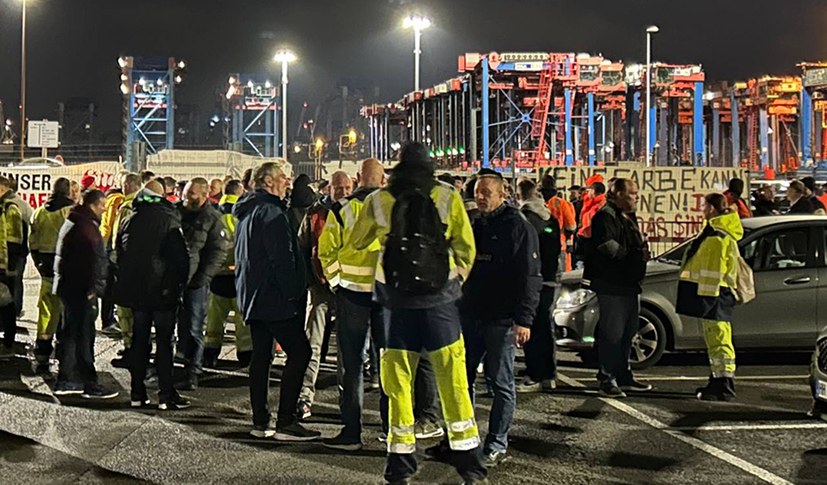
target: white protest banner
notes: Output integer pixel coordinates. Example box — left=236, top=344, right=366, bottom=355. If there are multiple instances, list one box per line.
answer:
left=0, top=161, right=123, bottom=209
left=146, top=150, right=292, bottom=181
left=547, top=164, right=749, bottom=241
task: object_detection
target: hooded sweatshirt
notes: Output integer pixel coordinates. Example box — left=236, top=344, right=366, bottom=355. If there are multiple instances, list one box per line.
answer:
left=520, top=198, right=561, bottom=283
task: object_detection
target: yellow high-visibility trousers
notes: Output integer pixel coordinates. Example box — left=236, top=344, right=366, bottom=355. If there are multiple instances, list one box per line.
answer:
left=702, top=319, right=736, bottom=378
left=204, top=293, right=251, bottom=352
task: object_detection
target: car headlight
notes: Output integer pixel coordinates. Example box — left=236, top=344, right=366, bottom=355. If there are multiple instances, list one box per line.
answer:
left=555, top=288, right=597, bottom=311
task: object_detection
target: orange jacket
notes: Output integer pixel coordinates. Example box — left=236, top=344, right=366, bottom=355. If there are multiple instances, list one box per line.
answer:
left=578, top=194, right=606, bottom=238
left=725, top=191, right=752, bottom=219
left=547, top=195, right=576, bottom=249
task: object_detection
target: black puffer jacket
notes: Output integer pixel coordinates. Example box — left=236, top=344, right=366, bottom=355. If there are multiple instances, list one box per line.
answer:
left=179, top=202, right=230, bottom=289
left=112, top=189, right=189, bottom=311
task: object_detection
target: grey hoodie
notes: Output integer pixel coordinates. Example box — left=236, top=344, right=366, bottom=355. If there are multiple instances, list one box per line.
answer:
left=520, top=197, right=551, bottom=222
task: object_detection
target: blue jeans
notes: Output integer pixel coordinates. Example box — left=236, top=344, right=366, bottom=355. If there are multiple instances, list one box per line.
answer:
left=595, top=293, right=639, bottom=386
left=56, top=296, right=99, bottom=387
left=177, top=286, right=208, bottom=376
left=337, top=289, right=388, bottom=440
left=463, top=320, right=516, bottom=454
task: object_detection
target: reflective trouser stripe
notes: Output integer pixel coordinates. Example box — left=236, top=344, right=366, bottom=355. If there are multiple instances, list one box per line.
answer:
left=117, top=306, right=133, bottom=348
left=382, top=348, right=419, bottom=454
left=36, top=278, right=61, bottom=339
left=702, top=319, right=736, bottom=378
left=428, top=338, right=480, bottom=451
left=205, top=293, right=251, bottom=352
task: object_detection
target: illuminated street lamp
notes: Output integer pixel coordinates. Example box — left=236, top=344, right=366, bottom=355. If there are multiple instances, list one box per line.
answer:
left=19, top=0, right=29, bottom=161
left=645, top=25, right=660, bottom=166
left=273, top=49, right=297, bottom=159
left=403, top=15, right=431, bottom=92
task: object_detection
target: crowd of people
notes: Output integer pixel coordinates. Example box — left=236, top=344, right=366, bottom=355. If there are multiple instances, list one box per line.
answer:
left=0, top=144, right=821, bottom=484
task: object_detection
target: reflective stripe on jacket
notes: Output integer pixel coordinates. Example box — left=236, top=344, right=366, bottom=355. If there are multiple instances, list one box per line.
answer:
left=679, top=212, right=743, bottom=297
left=318, top=187, right=381, bottom=293
left=350, top=182, right=475, bottom=291
left=217, top=193, right=239, bottom=275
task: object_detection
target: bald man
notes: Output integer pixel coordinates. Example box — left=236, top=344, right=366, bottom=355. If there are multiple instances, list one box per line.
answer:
left=175, top=177, right=231, bottom=390
left=318, top=158, right=391, bottom=450
left=295, top=170, right=354, bottom=420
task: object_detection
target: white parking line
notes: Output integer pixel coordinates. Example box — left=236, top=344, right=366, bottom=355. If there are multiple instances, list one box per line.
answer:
left=557, top=373, right=794, bottom=485
left=568, top=375, right=809, bottom=382
left=669, top=423, right=827, bottom=432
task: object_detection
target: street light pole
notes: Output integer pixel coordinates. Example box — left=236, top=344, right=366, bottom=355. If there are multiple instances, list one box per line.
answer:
left=404, top=15, right=431, bottom=92
left=645, top=25, right=659, bottom=166
left=273, top=49, right=297, bottom=160
left=20, top=0, right=27, bottom=161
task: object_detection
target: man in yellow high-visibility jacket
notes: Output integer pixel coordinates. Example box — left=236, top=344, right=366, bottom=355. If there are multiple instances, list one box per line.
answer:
left=350, top=143, right=486, bottom=484
left=319, top=158, right=387, bottom=451
left=29, top=178, right=74, bottom=371
left=203, top=180, right=251, bottom=368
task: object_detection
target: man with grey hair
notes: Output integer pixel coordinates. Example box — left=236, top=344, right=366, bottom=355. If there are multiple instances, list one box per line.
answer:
left=175, top=177, right=230, bottom=391
left=234, top=162, right=319, bottom=442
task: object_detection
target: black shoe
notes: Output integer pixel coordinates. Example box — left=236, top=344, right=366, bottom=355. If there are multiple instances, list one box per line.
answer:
left=101, top=324, right=122, bottom=338
left=274, top=422, right=321, bottom=442
left=619, top=379, right=653, bottom=392
left=697, top=377, right=736, bottom=402
left=111, top=349, right=131, bottom=369
left=54, top=381, right=84, bottom=396
left=484, top=450, right=509, bottom=468
left=202, top=347, right=220, bottom=369
left=598, top=382, right=627, bottom=399
left=322, top=432, right=363, bottom=451
left=424, top=441, right=451, bottom=462
left=130, top=397, right=152, bottom=408
left=236, top=350, right=252, bottom=368
left=298, top=400, right=312, bottom=421
left=158, top=395, right=191, bottom=411
left=82, top=383, right=119, bottom=400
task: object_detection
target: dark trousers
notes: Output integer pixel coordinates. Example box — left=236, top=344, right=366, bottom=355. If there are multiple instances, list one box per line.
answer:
left=1, top=274, right=16, bottom=348
left=177, top=286, right=208, bottom=376
left=414, top=357, right=441, bottom=423
left=100, top=259, right=117, bottom=328
left=336, top=290, right=388, bottom=440
left=131, top=310, right=177, bottom=402
left=523, top=286, right=558, bottom=381
left=463, top=320, right=516, bottom=454
left=56, top=296, right=98, bottom=386
left=596, top=293, right=639, bottom=386
left=248, top=315, right=311, bottom=428
left=12, top=256, right=24, bottom=317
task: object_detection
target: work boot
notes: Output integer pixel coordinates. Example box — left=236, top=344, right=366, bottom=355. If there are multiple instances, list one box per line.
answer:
left=697, top=377, right=735, bottom=402
left=695, top=375, right=714, bottom=395
left=34, top=340, right=53, bottom=373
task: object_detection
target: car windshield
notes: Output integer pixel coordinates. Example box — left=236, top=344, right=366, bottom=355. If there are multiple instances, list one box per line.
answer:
left=655, top=228, right=752, bottom=265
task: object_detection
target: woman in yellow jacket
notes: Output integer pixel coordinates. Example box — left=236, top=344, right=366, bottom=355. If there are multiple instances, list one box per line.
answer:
left=676, top=193, right=743, bottom=402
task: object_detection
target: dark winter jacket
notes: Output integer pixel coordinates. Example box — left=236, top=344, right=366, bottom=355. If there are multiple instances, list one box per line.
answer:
left=53, top=205, right=107, bottom=300
left=462, top=203, right=542, bottom=328
left=298, top=196, right=334, bottom=288
left=112, top=189, right=190, bottom=312
left=289, top=174, right=317, bottom=235
left=234, top=190, right=308, bottom=323
left=751, top=192, right=777, bottom=217
left=521, top=198, right=561, bottom=284
left=786, top=197, right=815, bottom=215
left=583, top=200, right=649, bottom=296
left=179, top=201, right=230, bottom=289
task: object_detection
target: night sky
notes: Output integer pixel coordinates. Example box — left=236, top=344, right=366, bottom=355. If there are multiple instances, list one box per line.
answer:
left=1, top=0, right=826, bottom=140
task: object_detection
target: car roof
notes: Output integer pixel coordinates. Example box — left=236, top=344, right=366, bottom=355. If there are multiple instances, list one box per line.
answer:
left=741, top=215, right=827, bottom=230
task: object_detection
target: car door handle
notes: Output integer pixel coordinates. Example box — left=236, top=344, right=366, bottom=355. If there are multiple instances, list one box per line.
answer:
left=784, top=276, right=812, bottom=285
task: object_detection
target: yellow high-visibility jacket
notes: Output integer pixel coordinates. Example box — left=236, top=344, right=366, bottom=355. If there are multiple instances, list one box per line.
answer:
left=111, top=191, right=138, bottom=246
left=350, top=182, right=475, bottom=304
left=318, top=187, right=381, bottom=293
left=100, top=191, right=125, bottom=247
left=0, top=196, right=24, bottom=273
left=679, top=211, right=743, bottom=297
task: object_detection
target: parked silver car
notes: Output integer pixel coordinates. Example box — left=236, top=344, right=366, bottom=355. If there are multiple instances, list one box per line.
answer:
left=810, top=327, right=827, bottom=419
left=554, top=215, right=825, bottom=369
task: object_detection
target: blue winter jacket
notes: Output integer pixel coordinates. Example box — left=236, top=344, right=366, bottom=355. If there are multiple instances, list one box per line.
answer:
left=233, top=190, right=307, bottom=323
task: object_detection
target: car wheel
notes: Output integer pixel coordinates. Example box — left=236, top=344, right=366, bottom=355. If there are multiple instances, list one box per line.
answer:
left=630, top=308, right=667, bottom=370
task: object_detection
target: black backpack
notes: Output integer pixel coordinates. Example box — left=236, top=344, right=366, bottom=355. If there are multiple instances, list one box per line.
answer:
left=383, top=188, right=450, bottom=295
left=522, top=208, right=561, bottom=281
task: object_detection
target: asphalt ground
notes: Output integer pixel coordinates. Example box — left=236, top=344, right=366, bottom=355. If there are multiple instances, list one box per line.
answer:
left=1, top=275, right=825, bottom=484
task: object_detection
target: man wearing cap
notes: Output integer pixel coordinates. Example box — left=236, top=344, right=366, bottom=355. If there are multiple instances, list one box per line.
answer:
left=800, top=177, right=826, bottom=215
